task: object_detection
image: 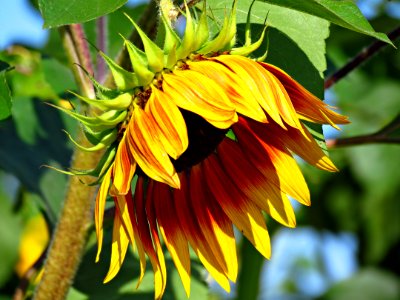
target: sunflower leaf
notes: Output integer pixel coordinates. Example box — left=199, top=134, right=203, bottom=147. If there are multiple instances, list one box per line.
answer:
left=208, top=0, right=330, bottom=75
left=0, top=61, right=13, bottom=121
left=39, top=0, right=127, bottom=28
left=303, top=121, right=328, bottom=156
left=256, top=0, right=392, bottom=45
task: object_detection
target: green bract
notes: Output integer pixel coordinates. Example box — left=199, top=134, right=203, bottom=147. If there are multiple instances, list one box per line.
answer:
left=54, top=0, right=267, bottom=181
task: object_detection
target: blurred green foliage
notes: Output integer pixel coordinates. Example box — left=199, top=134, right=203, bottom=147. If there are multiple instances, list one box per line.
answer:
left=0, top=0, right=399, bottom=299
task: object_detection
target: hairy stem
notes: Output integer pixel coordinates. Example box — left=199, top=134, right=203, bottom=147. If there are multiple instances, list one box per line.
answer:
left=325, top=26, right=400, bottom=89
left=97, top=16, right=108, bottom=83
left=59, top=25, right=95, bottom=98
left=33, top=25, right=101, bottom=300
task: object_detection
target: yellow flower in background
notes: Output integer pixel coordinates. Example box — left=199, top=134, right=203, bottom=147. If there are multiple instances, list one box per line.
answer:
left=56, top=1, right=349, bottom=299
left=15, top=214, right=49, bottom=278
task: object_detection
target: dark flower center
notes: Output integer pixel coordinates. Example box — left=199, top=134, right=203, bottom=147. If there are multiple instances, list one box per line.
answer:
left=172, top=110, right=228, bottom=172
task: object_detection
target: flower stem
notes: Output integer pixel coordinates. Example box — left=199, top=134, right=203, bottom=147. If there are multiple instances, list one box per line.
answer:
left=324, top=26, right=400, bottom=89
left=59, top=25, right=95, bottom=98
left=33, top=25, right=101, bottom=300
left=235, top=239, right=264, bottom=300
left=327, top=114, right=400, bottom=148
left=96, top=16, right=108, bottom=83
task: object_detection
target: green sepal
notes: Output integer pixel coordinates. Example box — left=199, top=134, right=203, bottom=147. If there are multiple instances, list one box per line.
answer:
left=70, top=91, right=132, bottom=111
left=256, top=29, right=269, bottom=62
left=69, top=145, right=117, bottom=178
left=83, top=126, right=109, bottom=145
left=124, top=13, right=164, bottom=72
left=94, top=110, right=127, bottom=126
left=119, top=34, right=148, bottom=63
left=84, top=145, right=117, bottom=185
left=198, top=0, right=237, bottom=54
left=165, top=42, right=178, bottom=69
left=42, top=164, right=77, bottom=176
left=230, top=25, right=267, bottom=56
left=64, top=129, right=118, bottom=152
left=76, top=65, right=120, bottom=99
left=161, top=12, right=181, bottom=54
left=124, top=39, right=155, bottom=87
left=176, top=1, right=196, bottom=60
left=193, top=0, right=209, bottom=50
left=48, top=103, right=117, bottom=131
left=99, top=51, right=138, bottom=90
left=227, top=0, right=238, bottom=49
left=44, top=144, right=117, bottom=181
left=197, top=14, right=230, bottom=54
left=244, top=0, right=256, bottom=46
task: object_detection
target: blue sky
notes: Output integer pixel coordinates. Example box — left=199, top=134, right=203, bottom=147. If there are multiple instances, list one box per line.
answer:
left=0, top=0, right=147, bottom=50
left=0, top=0, right=48, bottom=49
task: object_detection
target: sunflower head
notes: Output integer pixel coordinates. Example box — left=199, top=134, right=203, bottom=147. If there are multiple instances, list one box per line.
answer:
left=55, top=1, right=349, bottom=299
left=57, top=0, right=270, bottom=183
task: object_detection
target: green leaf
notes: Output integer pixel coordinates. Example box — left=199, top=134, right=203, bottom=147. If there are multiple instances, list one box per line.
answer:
left=208, top=0, right=330, bottom=74
left=0, top=101, right=74, bottom=223
left=304, top=122, right=328, bottom=156
left=0, top=61, right=12, bottom=121
left=42, top=58, right=76, bottom=95
left=39, top=0, right=127, bottom=28
left=322, top=268, right=400, bottom=300
left=257, top=0, right=392, bottom=45
left=0, top=195, right=22, bottom=287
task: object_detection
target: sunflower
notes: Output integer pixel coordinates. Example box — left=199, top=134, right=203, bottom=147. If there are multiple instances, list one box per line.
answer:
left=57, top=1, right=349, bottom=299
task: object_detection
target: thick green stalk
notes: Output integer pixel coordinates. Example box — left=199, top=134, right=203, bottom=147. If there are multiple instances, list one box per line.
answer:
left=33, top=142, right=102, bottom=300
left=33, top=25, right=99, bottom=300
left=235, top=238, right=264, bottom=300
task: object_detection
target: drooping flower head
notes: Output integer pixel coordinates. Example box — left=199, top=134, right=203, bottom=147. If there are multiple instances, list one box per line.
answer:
left=58, top=1, right=349, bottom=299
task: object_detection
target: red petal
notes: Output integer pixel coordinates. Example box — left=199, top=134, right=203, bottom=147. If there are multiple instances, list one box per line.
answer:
left=217, top=138, right=296, bottom=227
left=202, top=154, right=271, bottom=259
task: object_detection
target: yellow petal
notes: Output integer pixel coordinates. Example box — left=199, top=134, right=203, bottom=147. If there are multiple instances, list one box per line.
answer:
left=253, top=119, right=338, bottom=172
left=173, top=173, right=231, bottom=292
left=127, top=106, right=180, bottom=188
left=190, top=164, right=238, bottom=282
left=203, top=154, right=271, bottom=259
left=145, top=87, right=188, bottom=160
left=103, top=209, right=129, bottom=283
left=112, top=133, right=136, bottom=195
left=153, top=181, right=191, bottom=297
left=262, top=62, right=349, bottom=127
left=95, top=166, right=113, bottom=262
left=146, top=181, right=168, bottom=298
left=134, top=179, right=167, bottom=299
left=187, top=60, right=267, bottom=123
left=216, top=55, right=285, bottom=128
left=234, top=118, right=310, bottom=206
left=162, top=71, right=237, bottom=129
left=126, top=180, right=147, bottom=288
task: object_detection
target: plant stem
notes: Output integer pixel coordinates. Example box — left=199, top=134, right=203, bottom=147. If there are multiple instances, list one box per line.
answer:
left=59, top=25, right=95, bottom=98
left=182, top=0, right=202, bottom=9
left=235, top=239, right=264, bottom=300
left=97, top=16, right=108, bottom=83
left=33, top=25, right=101, bottom=300
left=324, top=26, right=400, bottom=89
left=327, top=115, right=400, bottom=148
